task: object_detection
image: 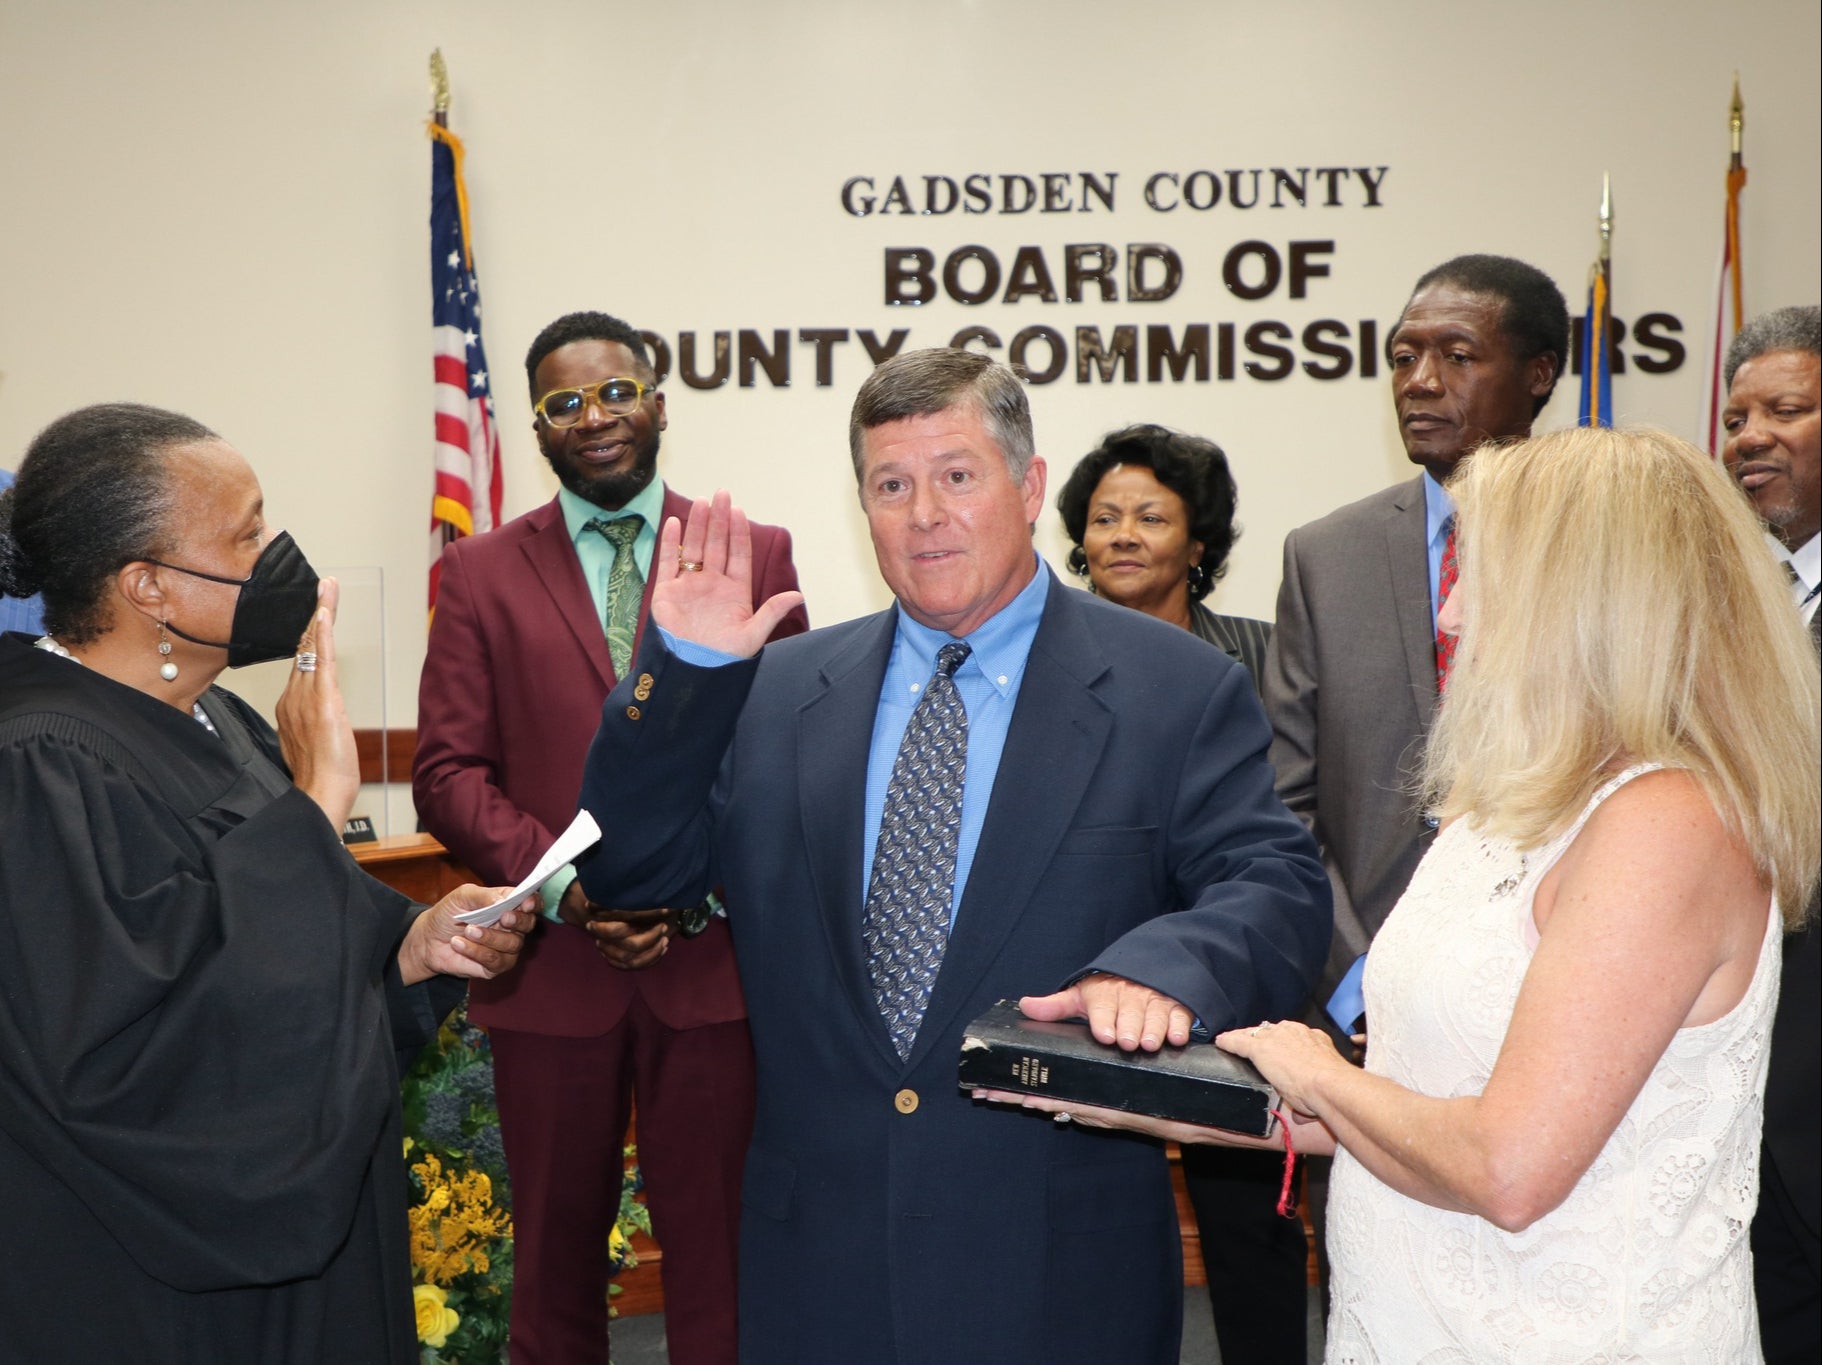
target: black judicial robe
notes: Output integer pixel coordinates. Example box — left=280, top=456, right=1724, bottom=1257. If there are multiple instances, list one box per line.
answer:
left=0, top=634, right=461, bottom=1363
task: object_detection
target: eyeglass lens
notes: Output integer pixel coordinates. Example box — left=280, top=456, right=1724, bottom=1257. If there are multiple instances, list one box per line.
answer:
left=545, top=379, right=645, bottom=425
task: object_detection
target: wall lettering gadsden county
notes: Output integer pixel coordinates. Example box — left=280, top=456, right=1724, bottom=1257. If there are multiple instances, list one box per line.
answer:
left=632, top=168, right=1685, bottom=390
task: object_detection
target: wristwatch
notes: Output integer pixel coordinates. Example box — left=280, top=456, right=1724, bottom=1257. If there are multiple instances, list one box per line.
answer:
left=672, top=891, right=719, bottom=938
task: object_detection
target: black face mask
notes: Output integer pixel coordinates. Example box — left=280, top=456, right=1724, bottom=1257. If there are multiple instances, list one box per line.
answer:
left=154, top=531, right=322, bottom=667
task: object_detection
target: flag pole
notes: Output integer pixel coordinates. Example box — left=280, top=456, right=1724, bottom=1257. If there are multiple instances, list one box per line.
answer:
left=1701, top=77, right=1748, bottom=454
left=1579, top=173, right=1613, bottom=427
left=1726, top=76, right=1746, bottom=334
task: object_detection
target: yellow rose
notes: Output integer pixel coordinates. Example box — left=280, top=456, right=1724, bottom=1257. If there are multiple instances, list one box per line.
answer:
left=413, top=1283, right=461, bottom=1348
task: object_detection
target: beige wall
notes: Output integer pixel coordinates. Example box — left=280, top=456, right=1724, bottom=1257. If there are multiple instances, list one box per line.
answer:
left=3, top=0, right=1818, bottom=825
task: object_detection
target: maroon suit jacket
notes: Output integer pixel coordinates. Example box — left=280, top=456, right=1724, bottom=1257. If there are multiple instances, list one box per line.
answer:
left=413, top=487, right=809, bottom=1036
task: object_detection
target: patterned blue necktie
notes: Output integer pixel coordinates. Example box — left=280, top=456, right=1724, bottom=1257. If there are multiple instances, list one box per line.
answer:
left=863, top=641, right=972, bottom=1060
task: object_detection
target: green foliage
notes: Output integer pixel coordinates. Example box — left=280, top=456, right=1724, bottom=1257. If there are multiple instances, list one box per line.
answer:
left=401, top=1003, right=649, bottom=1364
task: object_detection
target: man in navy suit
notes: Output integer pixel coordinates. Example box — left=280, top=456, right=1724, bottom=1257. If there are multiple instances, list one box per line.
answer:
left=576, top=348, right=1330, bottom=1365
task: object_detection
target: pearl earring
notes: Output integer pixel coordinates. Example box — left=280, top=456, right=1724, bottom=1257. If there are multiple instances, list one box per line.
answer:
left=158, top=621, right=178, bottom=682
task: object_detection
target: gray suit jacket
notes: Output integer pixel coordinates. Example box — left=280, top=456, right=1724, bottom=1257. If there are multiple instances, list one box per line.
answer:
left=1263, top=475, right=1438, bottom=997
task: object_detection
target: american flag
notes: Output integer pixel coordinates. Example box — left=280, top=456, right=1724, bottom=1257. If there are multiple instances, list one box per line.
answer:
left=428, top=120, right=502, bottom=612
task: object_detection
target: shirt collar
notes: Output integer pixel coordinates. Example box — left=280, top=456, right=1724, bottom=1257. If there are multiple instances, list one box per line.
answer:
left=892, top=553, right=1049, bottom=699
left=1779, top=531, right=1820, bottom=592
left=1422, top=470, right=1457, bottom=547
left=557, top=476, right=666, bottom=545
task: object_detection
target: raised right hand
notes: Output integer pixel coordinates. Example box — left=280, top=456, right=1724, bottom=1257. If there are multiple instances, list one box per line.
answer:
left=650, top=490, right=805, bottom=659
left=276, top=577, right=360, bottom=830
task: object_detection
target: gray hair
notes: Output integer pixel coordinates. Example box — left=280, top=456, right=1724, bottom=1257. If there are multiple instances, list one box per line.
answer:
left=1724, top=304, right=1820, bottom=388
left=848, top=348, right=1035, bottom=482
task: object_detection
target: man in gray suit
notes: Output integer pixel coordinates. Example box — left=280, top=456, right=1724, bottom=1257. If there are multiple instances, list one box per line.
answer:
left=1264, top=254, right=1569, bottom=1011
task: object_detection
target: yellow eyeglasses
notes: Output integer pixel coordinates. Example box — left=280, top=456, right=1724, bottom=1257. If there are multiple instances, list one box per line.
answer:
left=534, top=377, right=656, bottom=428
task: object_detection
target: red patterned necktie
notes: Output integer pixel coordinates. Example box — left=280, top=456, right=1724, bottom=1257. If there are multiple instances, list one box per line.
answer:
left=1435, top=517, right=1458, bottom=692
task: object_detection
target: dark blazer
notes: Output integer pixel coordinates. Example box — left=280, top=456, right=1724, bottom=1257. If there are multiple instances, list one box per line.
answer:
left=576, top=572, right=1331, bottom=1365
left=1190, top=601, right=1271, bottom=687
left=1263, top=475, right=1438, bottom=996
left=413, top=488, right=807, bottom=1037
left=1758, top=608, right=1822, bottom=1286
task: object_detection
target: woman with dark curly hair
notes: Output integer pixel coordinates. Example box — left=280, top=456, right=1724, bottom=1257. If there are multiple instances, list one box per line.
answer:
left=1056, top=423, right=1271, bottom=681
left=1056, top=422, right=1302, bottom=1363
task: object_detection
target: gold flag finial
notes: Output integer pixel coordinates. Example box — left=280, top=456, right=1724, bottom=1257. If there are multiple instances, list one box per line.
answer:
left=1729, top=74, right=1743, bottom=160
left=430, top=48, right=451, bottom=117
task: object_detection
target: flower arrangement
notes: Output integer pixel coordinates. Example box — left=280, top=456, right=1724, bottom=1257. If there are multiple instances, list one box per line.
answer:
left=402, top=1009, right=515, bottom=1365
left=401, top=1002, right=653, bottom=1365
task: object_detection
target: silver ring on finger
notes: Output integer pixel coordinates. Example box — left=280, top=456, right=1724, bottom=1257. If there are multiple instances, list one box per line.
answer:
left=295, top=651, right=319, bottom=673
left=1053, top=1111, right=1073, bottom=1124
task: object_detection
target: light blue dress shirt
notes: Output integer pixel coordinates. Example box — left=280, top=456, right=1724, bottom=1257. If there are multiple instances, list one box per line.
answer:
left=1422, top=470, right=1457, bottom=629
left=859, top=558, right=1047, bottom=924
left=556, top=476, right=665, bottom=619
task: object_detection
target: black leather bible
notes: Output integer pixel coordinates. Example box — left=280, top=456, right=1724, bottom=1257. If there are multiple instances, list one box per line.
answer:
left=957, top=1000, right=1279, bottom=1137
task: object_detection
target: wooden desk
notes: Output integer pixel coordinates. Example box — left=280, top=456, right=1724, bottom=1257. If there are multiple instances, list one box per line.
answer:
left=349, top=833, right=472, bottom=903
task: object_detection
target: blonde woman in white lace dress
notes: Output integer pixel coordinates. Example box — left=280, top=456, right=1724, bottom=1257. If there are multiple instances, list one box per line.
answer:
left=994, top=427, right=1820, bottom=1362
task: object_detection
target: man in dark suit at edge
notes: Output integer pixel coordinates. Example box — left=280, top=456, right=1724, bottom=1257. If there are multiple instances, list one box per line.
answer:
left=1721, top=303, right=1820, bottom=1365
left=413, top=311, right=808, bottom=1365
left=574, top=347, right=1330, bottom=1365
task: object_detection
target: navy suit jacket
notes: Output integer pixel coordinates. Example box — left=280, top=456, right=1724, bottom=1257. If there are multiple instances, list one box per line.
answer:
left=577, top=572, right=1330, bottom=1365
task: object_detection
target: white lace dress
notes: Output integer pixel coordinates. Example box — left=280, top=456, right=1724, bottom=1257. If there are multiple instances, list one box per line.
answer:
left=1325, top=766, right=1779, bottom=1364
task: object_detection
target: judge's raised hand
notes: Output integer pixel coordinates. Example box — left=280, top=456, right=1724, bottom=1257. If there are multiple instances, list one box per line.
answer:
left=276, top=577, right=360, bottom=831
left=1019, top=973, right=1195, bottom=1052
left=398, top=884, right=535, bottom=985
left=651, top=491, right=805, bottom=659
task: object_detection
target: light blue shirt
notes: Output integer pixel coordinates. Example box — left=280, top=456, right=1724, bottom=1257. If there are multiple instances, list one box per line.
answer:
left=661, top=555, right=1051, bottom=928
left=860, top=558, right=1048, bottom=925
left=556, top=476, right=665, bottom=620
left=1423, top=471, right=1457, bottom=629
left=0, top=470, right=46, bottom=638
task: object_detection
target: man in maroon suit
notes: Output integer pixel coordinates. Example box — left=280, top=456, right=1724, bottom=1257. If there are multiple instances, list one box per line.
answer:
left=414, top=311, right=809, bottom=1365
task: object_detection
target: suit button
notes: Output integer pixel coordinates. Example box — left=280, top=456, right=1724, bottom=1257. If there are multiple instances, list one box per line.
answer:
left=633, top=680, right=653, bottom=701
left=637, top=672, right=655, bottom=690
left=894, top=1088, right=919, bottom=1114
left=625, top=704, right=642, bottom=720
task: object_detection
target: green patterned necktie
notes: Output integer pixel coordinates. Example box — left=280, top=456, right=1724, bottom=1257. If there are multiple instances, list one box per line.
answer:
left=587, top=515, right=645, bottom=677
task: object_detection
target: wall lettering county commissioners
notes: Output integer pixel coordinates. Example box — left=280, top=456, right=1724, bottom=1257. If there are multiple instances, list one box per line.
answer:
left=840, top=168, right=1390, bottom=216
left=633, top=316, right=1685, bottom=391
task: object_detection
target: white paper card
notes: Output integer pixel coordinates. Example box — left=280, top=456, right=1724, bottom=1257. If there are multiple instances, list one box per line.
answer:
left=452, top=809, right=603, bottom=926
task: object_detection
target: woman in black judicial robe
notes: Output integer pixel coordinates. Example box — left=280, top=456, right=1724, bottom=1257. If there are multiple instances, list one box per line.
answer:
left=0, top=405, right=532, bottom=1364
